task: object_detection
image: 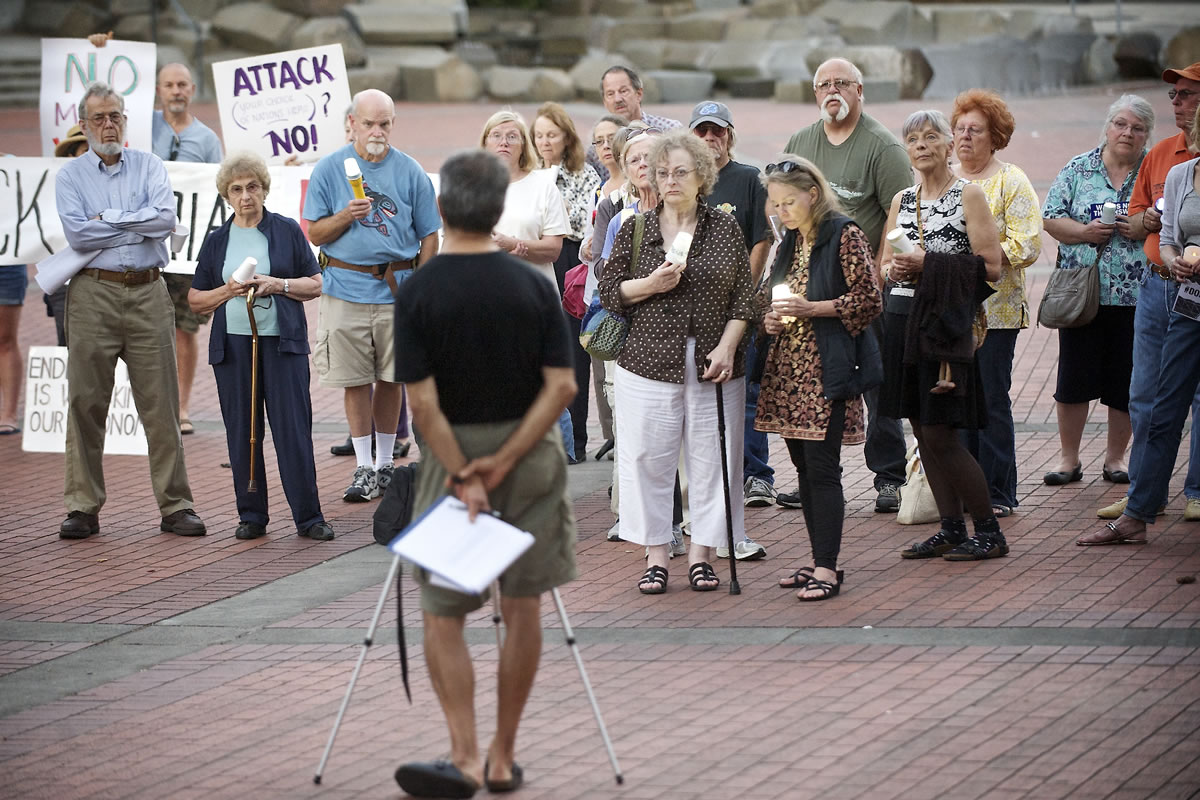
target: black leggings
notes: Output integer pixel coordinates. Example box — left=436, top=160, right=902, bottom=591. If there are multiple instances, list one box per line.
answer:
left=783, top=401, right=846, bottom=571
left=911, top=420, right=992, bottom=521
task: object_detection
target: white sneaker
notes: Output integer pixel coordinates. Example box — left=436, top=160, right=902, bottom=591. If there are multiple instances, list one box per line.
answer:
left=606, top=520, right=621, bottom=541
left=744, top=476, right=776, bottom=507
left=373, top=464, right=394, bottom=499
left=343, top=466, right=377, bottom=503
left=716, top=538, right=768, bottom=561
left=670, top=524, right=686, bottom=556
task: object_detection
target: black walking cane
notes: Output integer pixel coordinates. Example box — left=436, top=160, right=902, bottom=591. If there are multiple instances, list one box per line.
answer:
left=711, top=366, right=741, bottom=595
left=246, top=286, right=259, bottom=492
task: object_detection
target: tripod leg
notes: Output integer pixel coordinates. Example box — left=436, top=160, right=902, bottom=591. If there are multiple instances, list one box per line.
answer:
left=314, top=553, right=404, bottom=784
left=550, top=588, right=623, bottom=785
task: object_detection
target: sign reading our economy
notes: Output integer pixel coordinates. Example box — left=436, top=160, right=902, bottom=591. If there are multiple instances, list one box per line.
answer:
left=23, top=347, right=149, bottom=455
left=211, top=44, right=351, bottom=166
left=39, top=38, right=156, bottom=157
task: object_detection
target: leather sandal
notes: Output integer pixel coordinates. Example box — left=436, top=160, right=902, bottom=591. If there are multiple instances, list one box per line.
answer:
left=779, top=566, right=844, bottom=589
left=638, top=565, right=668, bottom=594
left=901, top=528, right=967, bottom=559
left=797, top=577, right=840, bottom=601
left=1077, top=520, right=1147, bottom=546
left=688, top=561, right=719, bottom=591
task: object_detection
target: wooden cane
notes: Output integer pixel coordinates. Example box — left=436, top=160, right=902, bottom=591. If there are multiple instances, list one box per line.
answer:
left=246, top=286, right=259, bottom=493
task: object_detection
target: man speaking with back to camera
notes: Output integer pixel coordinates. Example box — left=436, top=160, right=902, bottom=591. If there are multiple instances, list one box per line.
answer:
left=391, top=148, right=577, bottom=798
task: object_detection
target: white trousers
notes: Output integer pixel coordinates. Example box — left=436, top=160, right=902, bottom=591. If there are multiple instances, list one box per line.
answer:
left=614, top=338, right=745, bottom=548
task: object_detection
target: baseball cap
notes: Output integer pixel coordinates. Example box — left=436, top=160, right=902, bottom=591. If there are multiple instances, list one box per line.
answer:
left=54, top=124, right=88, bottom=157
left=690, top=101, right=733, bottom=129
left=1162, top=61, right=1200, bottom=83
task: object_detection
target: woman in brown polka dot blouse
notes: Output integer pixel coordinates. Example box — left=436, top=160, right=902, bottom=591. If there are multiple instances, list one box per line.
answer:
left=599, top=129, right=758, bottom=594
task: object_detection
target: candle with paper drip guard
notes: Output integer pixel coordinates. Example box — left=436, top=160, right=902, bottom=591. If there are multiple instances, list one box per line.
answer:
left=665, top=232, right=692, bottom=267
left=1101, top=201, right=1116, bottom=225
left=1184, top=245, right=1200, bottom=266
left=344, top=158, right=366, bottom=200
left=232, top=257, right=258, bottom=284
left=772, top=283, right=796, bottom=323
left=886, top=228, right=914, bottom=254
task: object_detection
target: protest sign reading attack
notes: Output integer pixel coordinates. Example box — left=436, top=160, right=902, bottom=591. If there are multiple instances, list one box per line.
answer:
left=211, top=45, right=351, bottom=165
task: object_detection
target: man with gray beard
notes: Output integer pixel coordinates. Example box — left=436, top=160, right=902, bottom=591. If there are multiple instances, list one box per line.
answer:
left=784, top=57, right=913, bottom=513
left=55, top=81, right=205, bottom=539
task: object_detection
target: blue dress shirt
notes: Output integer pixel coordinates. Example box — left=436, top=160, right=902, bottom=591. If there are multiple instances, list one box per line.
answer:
left=54, top=148, right=176, bottom=272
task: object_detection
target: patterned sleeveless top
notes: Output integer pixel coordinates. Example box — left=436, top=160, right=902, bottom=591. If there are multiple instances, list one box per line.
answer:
left=895, top=179, right=972, bottom=256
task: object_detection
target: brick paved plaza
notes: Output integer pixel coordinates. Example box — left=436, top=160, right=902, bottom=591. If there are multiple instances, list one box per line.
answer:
left=1, top=84, right=1199, bottom=799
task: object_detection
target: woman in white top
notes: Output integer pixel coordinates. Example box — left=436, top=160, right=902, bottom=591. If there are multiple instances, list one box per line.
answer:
left=480, top=110, right=572, bottom=286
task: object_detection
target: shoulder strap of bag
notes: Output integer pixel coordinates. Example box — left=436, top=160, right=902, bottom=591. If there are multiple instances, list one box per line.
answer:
left=632, top=212, right=645, bottom=268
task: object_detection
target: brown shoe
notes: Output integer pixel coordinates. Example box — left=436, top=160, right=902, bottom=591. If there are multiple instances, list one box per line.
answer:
left=161, top=509, right=207, bottom=536
left=1077, top=519, right=1147, bottom=546
left=59, top=511, right=99, bottom=539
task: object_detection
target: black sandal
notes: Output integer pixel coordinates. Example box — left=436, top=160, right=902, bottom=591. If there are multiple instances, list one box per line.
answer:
left=797, top=577, right=840, bottom=602
left=688, top=561, right=719, bottom=592
left=638, top=565, right=668, bottom=594
left=779, top=566, right=844, bottom=589
left=900, top=528, right=967, bottom=559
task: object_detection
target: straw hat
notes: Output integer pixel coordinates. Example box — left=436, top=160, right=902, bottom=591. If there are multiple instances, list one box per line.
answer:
left=54, top=125, right=88, bottom=158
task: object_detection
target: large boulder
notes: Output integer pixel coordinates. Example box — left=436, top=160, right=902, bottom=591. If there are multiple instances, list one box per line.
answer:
left=1113, top=32, right=1161, bottom=78
left=346, top=63, right=402, bottom=98
left=774, top=80, right=814, bottom=104
left=22, top=1, right=112, bottom=39
left=1165, top=27, right=1200, bottom=70
left=919, top=38, right=1038, bottom=99
left=289, top=17, right=367, bottom=68
left=344, top=4, right=460, bottom=46
left=814, top=1, right=933, bottom=46
left=644, top=69, right=716, bottom=103
left=805, top=45, right=932, bottom=100
left=931, top=8, right=1008, bottom=43
left=762, top=36, right=844, bottom=81
left=1085, top=36, right=1119, bottom=85
left=269, top=0, right=352, bottom=14
left=568, top=52, right=632, bottom=103
left=614, top=39, right=665, bottom=71
left=665, top=41, right=719, bottom=71
left=114, top=14, right=155, bottom=42
left=367, top=47, right=481, bottom=102
left=726, top=17, right=833, bottom=41
left=705, top=40, right=771, bottom=83
left=606, top=18, right=667, bottom=45
left=1034, top=32, right=1097, bottom=89
left=212, top=3, right=302, bottom=52
left=453, top=40, right=498, bottom=72
left=667, top=10, right=743, bottom=42
left=485, top=66, right=574, bottom=103
left=1008, top=10, right=1092, bottom=39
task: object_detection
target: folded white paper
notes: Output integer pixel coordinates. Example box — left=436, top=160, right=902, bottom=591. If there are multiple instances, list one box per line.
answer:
left=34, top=246, right=99, bottom=293
left=388, top=496, right=536, bottom=595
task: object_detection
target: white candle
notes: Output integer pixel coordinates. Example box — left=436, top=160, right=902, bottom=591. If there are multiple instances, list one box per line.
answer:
left=1184, top=245, right=1200, bottom=266
left=772, top=284, right=795, bottom=323
left=665, top=232, right=692, bottom=267
left=1101, top=201, right=1116, bottom=225
left=232, top=257, right=258, bottom=284
left=886, top=228, right=914, bottom=254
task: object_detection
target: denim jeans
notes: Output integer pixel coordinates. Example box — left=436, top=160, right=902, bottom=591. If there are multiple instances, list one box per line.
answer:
left=1126, top=309, right=1200, bottom=522
left=1128, top=272, right=1200, bottom=509
left=963, top=328, right=1019, bottom=507
left=557, top=409, right=575, bottom=462
left=863, top=316, right=907, bottom=488
left=743, top=334, right=774, bottom=484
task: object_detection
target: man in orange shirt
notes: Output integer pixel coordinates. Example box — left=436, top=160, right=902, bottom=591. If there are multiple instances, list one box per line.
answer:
left=1099, top=61, right=1200, bottom=521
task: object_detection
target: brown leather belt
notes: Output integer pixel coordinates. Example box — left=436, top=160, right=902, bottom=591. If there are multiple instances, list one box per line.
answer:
left=319, top=252, right=414, bottom=296
left=79, top=267, right=161, bottom=285
left=1151, top=263, right=1172, bottom=280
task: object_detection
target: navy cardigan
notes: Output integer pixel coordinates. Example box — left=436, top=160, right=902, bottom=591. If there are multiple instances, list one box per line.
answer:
left=192, top=208, right=320, bottom=365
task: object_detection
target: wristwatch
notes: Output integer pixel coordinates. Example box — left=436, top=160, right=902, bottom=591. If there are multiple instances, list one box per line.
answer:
left=283, top=279, right=290, bottom=294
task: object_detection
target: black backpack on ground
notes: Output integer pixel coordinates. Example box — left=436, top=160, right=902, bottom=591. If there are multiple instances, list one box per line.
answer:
left=372, top=462, right=419, bottom=545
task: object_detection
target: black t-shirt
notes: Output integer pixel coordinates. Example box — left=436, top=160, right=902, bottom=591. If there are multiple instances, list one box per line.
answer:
left=393, top=251, right=573, bottom=424
left=706, top=160, right=771, bottom=252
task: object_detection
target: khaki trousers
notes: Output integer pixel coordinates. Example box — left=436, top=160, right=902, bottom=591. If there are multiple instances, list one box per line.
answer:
left=64, top=272, right=193, bottom=516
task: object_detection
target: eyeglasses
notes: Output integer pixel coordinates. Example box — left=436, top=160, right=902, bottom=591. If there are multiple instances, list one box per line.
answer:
left=227, top=182, right=263, bottom=197
left=486, top=131, right=524, bottom=145
left=592, top=134, right=615, bottom=148
left=1110, top=118, right=1148, bottom=136
left=814, top=78, right=858, bottom=94
left=88, top=112, right=124, bottom=126
left=765, top=161, right=804, bottom=175
left=1169, top=88, right=1198, bottom=102
left=953, top=125, right=987, bottom=138
left=655, top=167, right=695, bottom=183
left=168, top=134, right=180, bottom=161
left=623, top=127, right=662, bottom=143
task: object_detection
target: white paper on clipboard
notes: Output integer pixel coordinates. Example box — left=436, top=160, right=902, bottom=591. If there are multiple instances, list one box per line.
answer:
left=388, top=496, right=535, bottom=595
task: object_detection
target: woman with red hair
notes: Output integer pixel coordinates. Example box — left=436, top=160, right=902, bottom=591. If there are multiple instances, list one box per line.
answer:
left=951, top=89, right=1042, bottom=518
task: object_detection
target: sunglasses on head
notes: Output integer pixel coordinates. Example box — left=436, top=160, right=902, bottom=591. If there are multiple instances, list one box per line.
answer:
left=765, top=160, right=804, bottom=175
left=624, top=127, right=662, bottom=143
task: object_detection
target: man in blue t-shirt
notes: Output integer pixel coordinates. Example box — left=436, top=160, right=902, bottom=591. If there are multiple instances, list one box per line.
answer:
left=303, top=89, right=440, bottom=503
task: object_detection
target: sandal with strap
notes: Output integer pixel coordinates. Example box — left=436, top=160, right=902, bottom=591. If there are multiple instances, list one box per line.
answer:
left=779, top=566, right=845, bottom=589
left=797, top=576, right=840, bottom=602
left=638, top=565, right=668, bottom=594
left=688, top=561, right=719, bottom=592
left=943, top=532, right=1009, bottom=561
left=901, top=528, right=967, bottom=559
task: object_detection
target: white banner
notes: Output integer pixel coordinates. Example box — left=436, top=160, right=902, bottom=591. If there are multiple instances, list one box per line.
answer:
left=23, top=346, right=148, bottom=455
left=40, top=38, right=156, bottom=157
left=0, top=158, right=316, bottom=272
left=211, top=45, right=351, bottom=166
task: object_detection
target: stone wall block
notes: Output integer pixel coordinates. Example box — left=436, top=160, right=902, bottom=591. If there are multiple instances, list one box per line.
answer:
left=212, top=2, right=302, bottom=52
left=644, top=69, right=715, bottom=103
left=1165, top=27, right=1200, bottom=70
left=343, top=5, right=460, bottom=46
left=289, top=17, right=367, bottom=68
